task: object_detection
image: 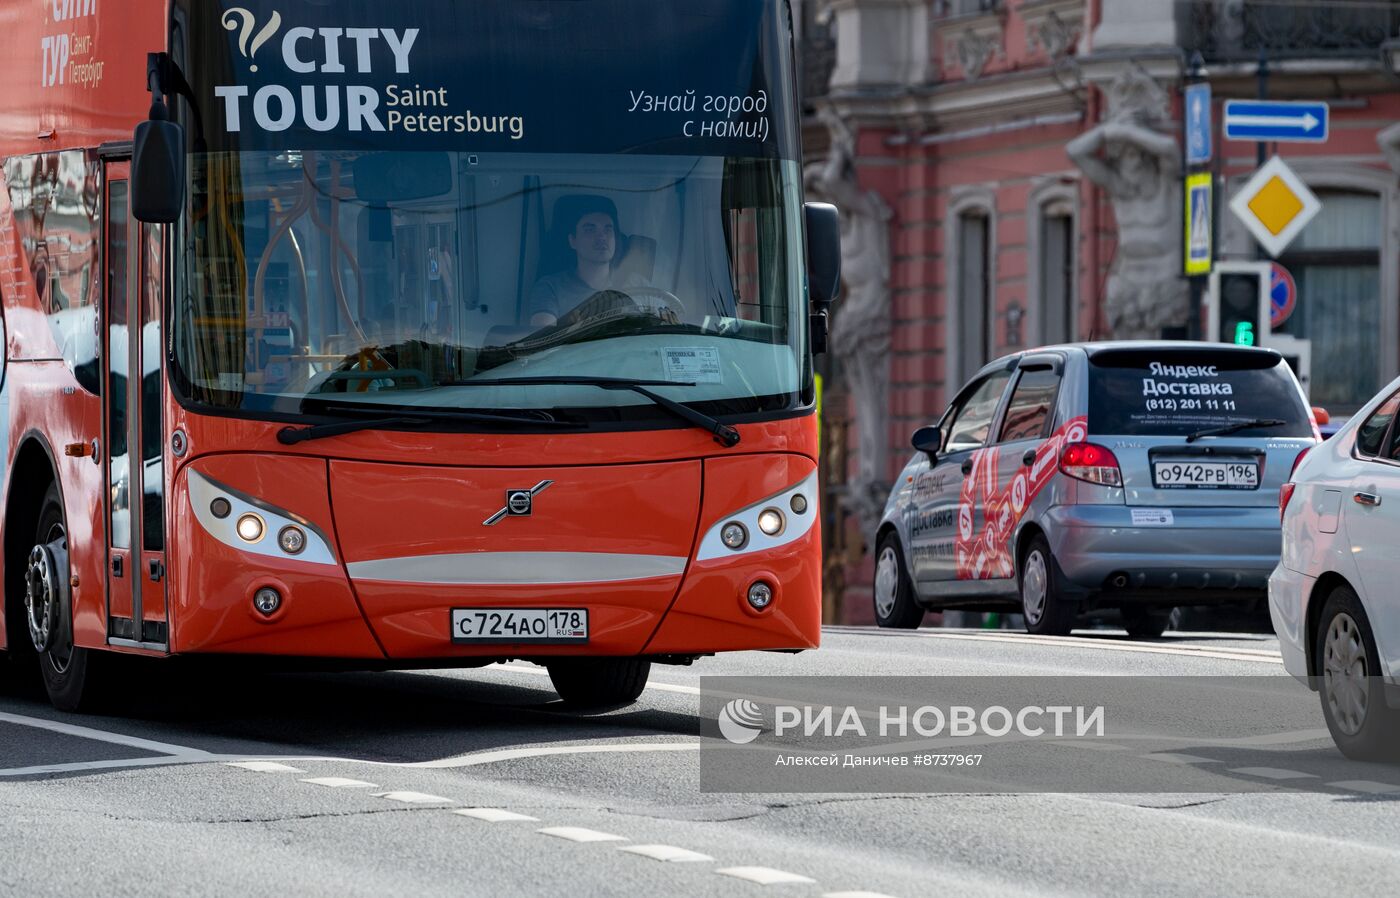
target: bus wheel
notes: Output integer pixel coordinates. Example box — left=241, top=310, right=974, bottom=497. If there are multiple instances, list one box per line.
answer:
left=28, top=483, right=97, bottom=713
left=546, top=658, right=651, bottom=708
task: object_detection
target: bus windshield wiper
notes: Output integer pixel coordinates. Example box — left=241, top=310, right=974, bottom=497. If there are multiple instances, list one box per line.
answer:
left=279, top=407, right=582, bottom=445
left=447, top=376, right=741, bottom=447
left=1185, top=419, right=1288, bottom=443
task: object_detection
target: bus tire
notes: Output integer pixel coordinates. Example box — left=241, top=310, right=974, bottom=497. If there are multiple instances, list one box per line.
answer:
left=30, top=482, right=100, bottom=713
left=546, top=658, right=651, bottom=707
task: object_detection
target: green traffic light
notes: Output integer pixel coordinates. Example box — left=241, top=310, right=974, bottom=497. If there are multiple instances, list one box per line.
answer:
left=1234, top=322, right=1256, bottom=346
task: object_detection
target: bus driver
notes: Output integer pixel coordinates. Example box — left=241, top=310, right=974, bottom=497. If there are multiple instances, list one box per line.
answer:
left=528, top=195, right=648, bottom=327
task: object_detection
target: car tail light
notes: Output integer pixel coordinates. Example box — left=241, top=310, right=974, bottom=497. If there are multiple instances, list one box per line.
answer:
left=1279, top=448, right=1311, bottom=522
left=1059, top=442, right=1122, bottom=487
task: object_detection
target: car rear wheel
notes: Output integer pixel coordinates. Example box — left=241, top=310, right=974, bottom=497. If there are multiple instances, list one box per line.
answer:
left=1020, top=536, right=1075, bottom=636
left=546, top=658, right=651, bottom=707
left=1122, top=607, right=1172, bottom=639
left=1315, top=586, right=1399, bottom=762
left=873, top=535, right=923, bottom=629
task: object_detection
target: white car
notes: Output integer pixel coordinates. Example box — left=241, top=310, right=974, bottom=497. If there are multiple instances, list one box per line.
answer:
left=1271, top=378, right=1400, bottom=760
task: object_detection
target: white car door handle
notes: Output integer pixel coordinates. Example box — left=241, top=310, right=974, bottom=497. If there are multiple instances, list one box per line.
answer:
left=1354, top=492, right=1382, bottom=508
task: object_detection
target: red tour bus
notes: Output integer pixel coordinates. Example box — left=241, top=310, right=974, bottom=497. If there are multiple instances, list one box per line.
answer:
left=0, top=1, right=838, bottom=710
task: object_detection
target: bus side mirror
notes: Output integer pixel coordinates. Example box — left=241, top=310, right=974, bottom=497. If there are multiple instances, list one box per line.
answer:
left=912, top=425, right=942, bottom=463
left=132, top=118, right=186, bottom=224
left=805, top=202, right=841, bottom=354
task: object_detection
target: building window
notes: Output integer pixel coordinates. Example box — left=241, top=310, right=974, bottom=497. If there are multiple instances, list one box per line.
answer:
left=1277, top=190, right=1381, bottom=411
left=1037, top=204, right=1075, bottom=346
left=944, top=0, right=1001, bottom=16
left=957, top=209, right=991, bottom=381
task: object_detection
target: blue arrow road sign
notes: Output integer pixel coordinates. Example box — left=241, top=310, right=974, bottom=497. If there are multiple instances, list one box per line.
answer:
left=1185, top=83, right=1212, bottom=165
left=1224, top=100, right=1328, bottom=143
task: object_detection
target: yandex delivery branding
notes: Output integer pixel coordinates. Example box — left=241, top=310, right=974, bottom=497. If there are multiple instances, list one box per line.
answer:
left=212, top=6, right=526, bottom=140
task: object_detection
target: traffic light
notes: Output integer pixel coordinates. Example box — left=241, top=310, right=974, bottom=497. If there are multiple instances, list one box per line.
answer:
left=1218, top=271, right=1263, bottom=346
left=1208, top=264, right=1269, bottom=346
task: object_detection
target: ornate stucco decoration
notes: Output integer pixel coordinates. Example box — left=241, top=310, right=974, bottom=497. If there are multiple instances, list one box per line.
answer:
left=1021, top=0, right=1085, bottom=60
left=1067, top=66, right=1187, bottom=339
left=936, top=6, right=1005, bottom=82
left=805, top=108, right=894, bottom=543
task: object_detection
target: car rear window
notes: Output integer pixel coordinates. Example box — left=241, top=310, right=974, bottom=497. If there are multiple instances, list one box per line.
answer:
left=1088, top=349, right=1313, bottom=438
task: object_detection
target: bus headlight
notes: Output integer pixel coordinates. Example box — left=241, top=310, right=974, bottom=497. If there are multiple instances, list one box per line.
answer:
left=278, top=526, right=307, bottom=555
left=721, top=522, right=748, bottom=550
left=188, top=469, right=337, bottom=567
left=236, top=514, right=266, bottom=543
left=696, top=471, right=818, bottom=562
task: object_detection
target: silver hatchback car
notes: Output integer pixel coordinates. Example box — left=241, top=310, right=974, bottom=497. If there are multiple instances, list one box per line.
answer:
left=875, top=342, right=1318, bottom=636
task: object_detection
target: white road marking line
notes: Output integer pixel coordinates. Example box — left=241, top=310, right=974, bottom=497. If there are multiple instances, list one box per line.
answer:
left=0, top=756, right=213, bottom=778
left=906, top=630, right=1284, bottom=664
left=716, top=866, right=817, bottom=886
left=617, top=844, right=713, bottom=863
left=488, top=663, right=702, bottom=695
left=227, top=761, right=305, bottom=773
left=1328, top=780, right=1400, bottom=795
left=410, top=741, right=701, bottom=769
left=538, top=826, right=628, bottom=843
left=1141, top=752, right=1220, bottom=765
left=1228, top=766, right=1318, bottom=780
left=453, top=808, right=540, bottom=823
left=0, top=711, right=211, bottom=757
left=373, top=791, right=457, bottom=804
left=300, top=777, right=377, bottom=788
left=825, top=625, right=1284, bottom=658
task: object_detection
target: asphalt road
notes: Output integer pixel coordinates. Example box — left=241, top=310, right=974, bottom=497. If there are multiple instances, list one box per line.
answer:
left=2, top=627, right=1399, bottom=897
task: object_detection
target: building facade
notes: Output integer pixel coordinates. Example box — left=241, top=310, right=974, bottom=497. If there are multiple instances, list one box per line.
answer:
left=802, top=0, right=1400, bottom=622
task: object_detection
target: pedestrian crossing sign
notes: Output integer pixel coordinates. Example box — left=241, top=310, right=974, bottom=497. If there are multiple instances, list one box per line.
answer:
left=1184, top=173, right=1212, bottom=276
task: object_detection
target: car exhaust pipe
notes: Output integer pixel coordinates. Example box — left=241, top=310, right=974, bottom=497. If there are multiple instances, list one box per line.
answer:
left=1110, top=573, right=1130, bottom=590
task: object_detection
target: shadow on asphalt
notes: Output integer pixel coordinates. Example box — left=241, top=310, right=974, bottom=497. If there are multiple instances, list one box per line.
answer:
left=0, top=657, right=700, bottom=765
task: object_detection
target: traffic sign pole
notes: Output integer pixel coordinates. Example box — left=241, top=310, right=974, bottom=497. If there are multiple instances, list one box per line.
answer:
left=1182, top=54, right=1212, bottom=340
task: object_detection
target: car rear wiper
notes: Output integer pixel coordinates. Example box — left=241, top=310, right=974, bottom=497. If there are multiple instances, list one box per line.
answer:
left=278, top=407, right=582, bottom=445
left=1185, top=418, right=1288, bottom=443
left=446, top=376, right=741, bottom=447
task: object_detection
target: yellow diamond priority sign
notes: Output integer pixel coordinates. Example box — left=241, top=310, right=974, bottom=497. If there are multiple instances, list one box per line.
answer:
left=1229, top=156, right=1320, bottom=257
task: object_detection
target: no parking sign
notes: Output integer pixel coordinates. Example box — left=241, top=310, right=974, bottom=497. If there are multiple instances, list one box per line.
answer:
left=1270, top=262, right=1296, bottom=329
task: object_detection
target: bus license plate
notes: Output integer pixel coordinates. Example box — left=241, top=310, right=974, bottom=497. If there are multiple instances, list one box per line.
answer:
left=451, top=609, right=589, bottom=644
left=1153, top=461, right=1259, bottom=490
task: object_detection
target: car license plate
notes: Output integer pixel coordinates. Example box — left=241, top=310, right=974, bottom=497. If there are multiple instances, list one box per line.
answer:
left=451, top=608, right=589, bottom=644
left=1153, top=461, right=1259, bottom=490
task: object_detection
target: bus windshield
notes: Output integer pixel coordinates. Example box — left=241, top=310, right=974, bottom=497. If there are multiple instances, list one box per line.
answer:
left=171, top=0, right=806, bottom=423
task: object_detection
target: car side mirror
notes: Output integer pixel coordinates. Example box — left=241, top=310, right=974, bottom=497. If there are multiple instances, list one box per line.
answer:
left=805, top=202, right=841, bottom=354
left=912, top=426, right=942, bottom=462
left=1312, top=406, right=1330, bottom=426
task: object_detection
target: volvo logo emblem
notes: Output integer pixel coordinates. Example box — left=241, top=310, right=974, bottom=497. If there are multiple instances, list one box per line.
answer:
left=484, top=480, right=554, bottom=526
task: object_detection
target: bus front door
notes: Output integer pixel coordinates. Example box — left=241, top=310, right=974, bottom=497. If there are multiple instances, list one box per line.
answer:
left=103, top=160, right=168, bottom=648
